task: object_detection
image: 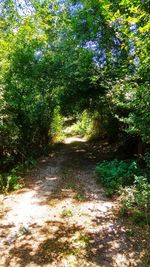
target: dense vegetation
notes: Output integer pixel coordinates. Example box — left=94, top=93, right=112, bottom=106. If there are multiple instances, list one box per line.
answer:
left=0, top=0, right=150, bottom=222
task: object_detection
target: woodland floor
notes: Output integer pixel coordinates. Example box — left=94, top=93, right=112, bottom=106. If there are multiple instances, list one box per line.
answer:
left=0, top=137, right=150, bottom=267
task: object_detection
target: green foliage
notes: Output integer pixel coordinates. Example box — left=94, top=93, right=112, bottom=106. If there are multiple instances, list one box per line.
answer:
left=120, top=175, right=150, bottom=225
left=143, top=153, right=150, bottom=168
left=65, top=111, right=93, bottom=137
left=0, top=169, right=21, bottom=192
left=96, top=158, right=150, bottom=225
left=128, top=85, right=150, bottom=143
left=6, top=171, right=21, bottom=191
left=74, top=192, right=86, bottom=202
left=0, top=0, right=150, bottom=175
left=0, top=5, right=57, bottom=167
left=110, top=81, right=150, bottom=144
left=51, top=106, right=64, bottom=142
left=64, top=111, right=105, bottom=139
left=23, top=158, right=37, bottom=170
left=96, top=159, right=139, bottom=196
left=0, top=157, right=37, bottom=192
left=61, top=209, right=73, bottom=218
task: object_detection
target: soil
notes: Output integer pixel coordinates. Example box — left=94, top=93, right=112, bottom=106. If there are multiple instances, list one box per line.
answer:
left=0, top=137, right=150, bottom=267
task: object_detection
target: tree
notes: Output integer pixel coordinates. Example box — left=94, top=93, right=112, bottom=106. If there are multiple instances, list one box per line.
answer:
left=0, top=0, right=149, bottom=169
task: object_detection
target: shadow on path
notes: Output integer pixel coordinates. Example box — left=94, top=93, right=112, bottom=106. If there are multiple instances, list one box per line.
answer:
left=0, top=138, right=150, bottom=267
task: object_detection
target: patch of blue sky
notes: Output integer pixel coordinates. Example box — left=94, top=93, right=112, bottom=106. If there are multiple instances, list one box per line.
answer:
left=56, top=0, right=84, bottom=19
left=35, top=50, right=43, bottom=58
left=129, top=22, right=138, bottom=33
left=113, top=37, right=121, bottom=46
left=84, top=40, right=98, bottom=51
left=133, top=56, right=140, bottom=67
left=69, top=2, right=84, bottom=16
left=12, top=0, right=35, bottom=16
left=111, top=47, right=121, bottom=62
left=93, top=49, right=107, bottom=68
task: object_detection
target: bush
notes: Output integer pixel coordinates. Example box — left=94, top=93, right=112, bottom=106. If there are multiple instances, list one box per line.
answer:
left=65, top=111, right=93, bottom=137
left=51, top=106, right=64, bottom=142
left=120, top=175, right=150, bottom=225
left=142, top=152, right=150, bottom=169
left=96, top=159, right=150, bottom=225
left=64, top=111, right=105, bottom=139
left=0, top=169, right=21, bottom=192
left=96, top=159, right=139, bottom=196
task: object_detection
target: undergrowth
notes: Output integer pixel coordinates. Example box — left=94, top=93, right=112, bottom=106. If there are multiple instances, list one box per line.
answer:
left=64, top=111, right=93, bottom=138
left=63, top=111, right=104, bottom=139
left=51, top=106, right=65, bottom=142
left=0, top=157, right=37, bottom=193
left=0, top=169, right=21, bottom=193
left=96, top=158, right=150, bottom=226
left=96, top=159, right=139, bottom=196
left=120, top=175, right=150, bottom=226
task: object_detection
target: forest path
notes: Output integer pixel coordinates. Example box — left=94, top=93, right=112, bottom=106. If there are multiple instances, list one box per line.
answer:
left=0, top=138, right=149, bottom=267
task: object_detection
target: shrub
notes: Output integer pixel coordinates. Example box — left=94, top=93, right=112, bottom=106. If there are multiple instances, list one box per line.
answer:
left=96, top=159, right=150, bottom=225
left=51, top=106, right=64, bottom=142
left=65, top=111, right=93, bottom=137
left=0, top=169, right=21, bottom=192
left=120, top=175, right=150, bottom=225
left=143, top=152, right=150, bottom=169
left=96, top=159, right=139, bottom=196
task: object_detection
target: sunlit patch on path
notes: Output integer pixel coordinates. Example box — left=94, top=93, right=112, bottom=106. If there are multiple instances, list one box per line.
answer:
left=0, top=139, right=149, bottom=267
left=64, top=136, right=86, bottom=144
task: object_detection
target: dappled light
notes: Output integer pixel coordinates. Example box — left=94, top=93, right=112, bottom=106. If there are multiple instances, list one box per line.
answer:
left=0, top=0, right=150, bottom=266
left=64, top=137, right=87, bottom=144
left=1, top=140, right=150, bottom=266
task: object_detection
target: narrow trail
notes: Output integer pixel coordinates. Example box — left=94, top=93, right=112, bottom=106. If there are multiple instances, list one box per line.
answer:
left=0, top=138, right=149, bottom=267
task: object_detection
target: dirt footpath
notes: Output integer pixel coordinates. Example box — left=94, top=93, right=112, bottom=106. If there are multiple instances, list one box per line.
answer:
left=0, top=138, right=150, bottom=267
